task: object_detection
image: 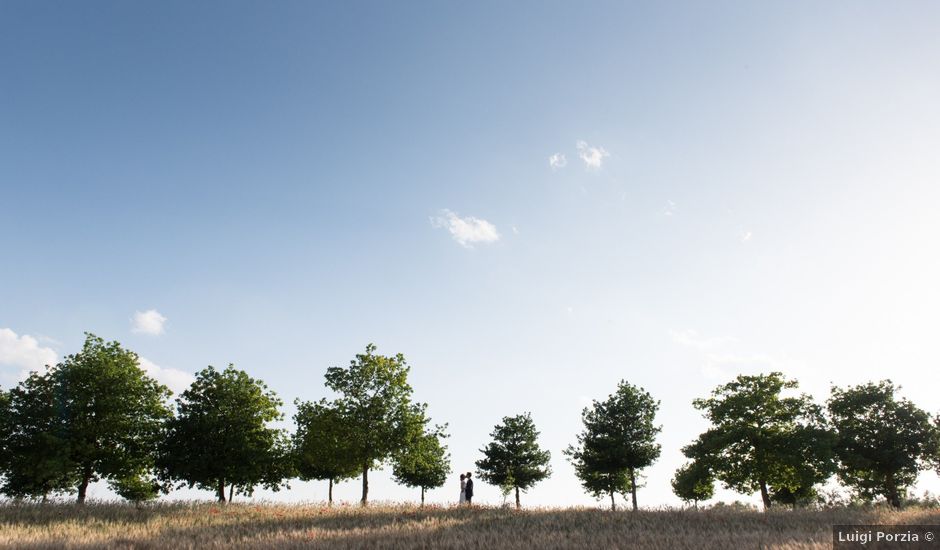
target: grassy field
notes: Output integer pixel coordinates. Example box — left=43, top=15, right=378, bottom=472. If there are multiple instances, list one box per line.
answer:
left=0, top=501, right=937, bottom=549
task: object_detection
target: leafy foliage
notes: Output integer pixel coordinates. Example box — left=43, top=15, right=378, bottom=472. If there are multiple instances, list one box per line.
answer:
left=292, top=398, right=360, bottom=504
left=827, top=381, right=938, bottom=508
left=324, top=344, right=427, bottom=504
left=684, top=372, right=835, bottom=510
left=1, top=334, right=171, bottom=503
left=0, top=372, right=75, bottom=499
left=565, top=381, right=661, bottom=510
left=392, top=425, right=451, bottom=505
left=671, top=461, right=714, bottom=507
left=476, top=412, right=551, bottom=508
left=159, top=365, right=290, bottom=502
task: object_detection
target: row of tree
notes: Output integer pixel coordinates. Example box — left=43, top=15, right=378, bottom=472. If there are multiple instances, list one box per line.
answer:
left=1, top=334, right=938, bottom=511
left=0, top=335, right=448, bottom=505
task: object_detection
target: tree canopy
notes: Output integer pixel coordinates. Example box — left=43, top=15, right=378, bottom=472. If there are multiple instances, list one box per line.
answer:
left=828, top=381, right=938, bottom=508
left=1, top=334, right=171, bottom=503
left=671, top=460, right=714, bottom=507
left=292, top=398, right=360, bottom=504
left=392, top=425, right=451, bottom=505
left=324, top=344, right=426, bottom=504
left=476, top=412, right=551, bottom=508
left=565, top=381, right=661, bottom=510
left=159, top=365, right=290, bottom=502
left=684, top=372, right=835, bottom=510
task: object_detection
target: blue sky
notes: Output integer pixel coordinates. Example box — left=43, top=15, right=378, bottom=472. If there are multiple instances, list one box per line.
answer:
left=2, top=1, right=939, bottom=506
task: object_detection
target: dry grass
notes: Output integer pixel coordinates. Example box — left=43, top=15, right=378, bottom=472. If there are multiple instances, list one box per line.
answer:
left=0, top=501, right=937, bottom=549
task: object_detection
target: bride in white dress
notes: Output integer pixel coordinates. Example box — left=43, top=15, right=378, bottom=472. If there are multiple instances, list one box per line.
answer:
left=459, top=473, right=466, bottom=504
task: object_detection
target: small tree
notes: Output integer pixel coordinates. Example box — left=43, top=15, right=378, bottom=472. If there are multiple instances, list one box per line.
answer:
left=324, top=344, right=426, bottom=505
left=565, top=381, right=661, bottom=510
left=392, top=425, right=451, bottom=505
left=828, top=381, right=938, bottom=508
left=110, top=471, right=164, bottom=505
left=684, top=372, right=835, bottom=510
left=672, top=461, right=714, bottom=508
left=159, top=365, right=290, bottom=502
left=476, top=413, right=551, bottom=508
left=292, top=399, right=360, bottom=505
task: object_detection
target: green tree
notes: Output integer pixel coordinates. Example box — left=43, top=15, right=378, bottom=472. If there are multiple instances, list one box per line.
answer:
left=57, top=334, right=173, bottom=503
left=564, top=381, right=661, bottom=511
left=476, top=413, right=551, bottom=509
left=827, top=381, right=938, bottom=508
left=110, top=470, right=164, bottom=505
left=159, top=365, right=290, bottom=502
left=292, top=399, right=360, bottom=505
left=392, top=425, right=451, bottom=505
left=684, top=372, right=835, bottom=510
left=0, top=387, right=9, bottom=478
left=671, top=460, right=714, bottom=508
left=1, top=334, right=171, bottom=503
left=0, top=372, right=75, bottom=500
left=324, top=344, right=426, bottom=505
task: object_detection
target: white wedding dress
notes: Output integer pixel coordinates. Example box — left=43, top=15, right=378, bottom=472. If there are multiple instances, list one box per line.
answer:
left=459, top=479, right=467, bottom=504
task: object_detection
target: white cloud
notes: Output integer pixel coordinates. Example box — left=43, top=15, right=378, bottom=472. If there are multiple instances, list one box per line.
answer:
left=548, top=153, right=567, bottom=170
left=663, top=200, right=677, bottom=216
left=132, top=309, right=167, bottom=335
left=576, top=140, right=609, bottom=170
left=0, top=328, right=58, bottom=375
left=670, top=329, right=738, bottom=350
left=138, top=357, right=194, bottom=395
left=430, top=209, right=500, bottom=248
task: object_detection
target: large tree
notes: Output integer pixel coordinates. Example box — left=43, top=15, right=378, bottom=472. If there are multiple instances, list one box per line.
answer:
left=56, top=334, right=173, bottom=503
left=292, top=398, right=360, bottom=505
left=324, top=344, right=426, bottom=505
left=1, top=334, right=171, bottom=503
left=159, top=365, right=290, bottom=502
left=828, top=381, right=938, bottom=508
left=392, top=425, right=451, bottom=506
left=565, top=381, right=661, bottom=510
left=476, top=412, right=551, bottom=509
left=684, top=372, right=835, bottom=510
left=671, top=460, right=714, bottom=508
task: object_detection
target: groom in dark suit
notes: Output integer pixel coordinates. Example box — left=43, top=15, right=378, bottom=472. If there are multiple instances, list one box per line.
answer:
left=464, top=472, right=474, bottom=505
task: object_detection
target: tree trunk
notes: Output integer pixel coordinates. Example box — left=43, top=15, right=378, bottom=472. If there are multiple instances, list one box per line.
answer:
left=328, top=478, right=333, bottom=506
left=886, top=473, right=902, bottom=509
left=217, top=479, right=226, bottom=503
left=629, top=468, right=638, bottom=511
left=515, top=486, right=520, bottom=509
left=77, top=473, right=90, bottom=504
left=609, top=490, right=616, bottom=511
left=421, top=487, right=425, bottom=506
left=759, top=479, right=771, bottom=510
left=361, top=464, right=369, bottom=506
left=229, top=483, right=234, bottom=503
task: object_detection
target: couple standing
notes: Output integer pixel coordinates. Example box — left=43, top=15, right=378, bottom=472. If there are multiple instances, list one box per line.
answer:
left=458, top=472, right=474, bottom=505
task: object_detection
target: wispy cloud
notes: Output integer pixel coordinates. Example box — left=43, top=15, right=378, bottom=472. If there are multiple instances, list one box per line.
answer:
left=740, top=230, right=753, bottom=243
left=663, top=200, right=677, bottom=216
left=670, top=328, right=805, bottom=381
left=701, top=352, right=805, bottom=381
left=430, top=209, right=500, bottom=248
left=132, top=309, right=167, bottom=335
left=670, top=329, right=738, bottom=350
left=138, top=357, right=194, bottom=395
left=576, top=140, right=609, bottom=170
left=548, top=153, right=567, bottom=170
left=0, top=328, right=58, bottom=375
